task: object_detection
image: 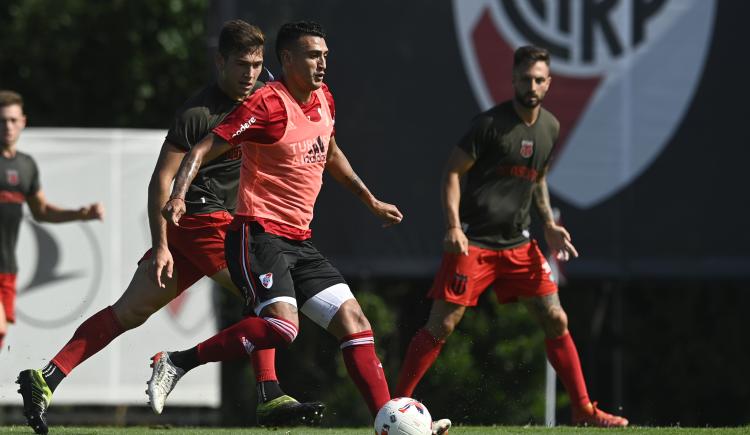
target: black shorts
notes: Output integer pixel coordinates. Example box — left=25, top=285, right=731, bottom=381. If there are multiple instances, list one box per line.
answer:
left=225, top=221, right=346, bottom=313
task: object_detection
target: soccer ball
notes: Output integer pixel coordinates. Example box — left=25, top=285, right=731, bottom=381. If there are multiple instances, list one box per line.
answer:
left=374, top=397, right=432, bottom=435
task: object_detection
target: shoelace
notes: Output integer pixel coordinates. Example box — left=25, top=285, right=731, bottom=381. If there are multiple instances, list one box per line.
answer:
left=155, top=360, right=182, bottom=393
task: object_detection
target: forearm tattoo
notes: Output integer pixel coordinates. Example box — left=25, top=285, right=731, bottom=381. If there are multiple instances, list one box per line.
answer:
left=172, top=153, right=202, bottom=199
left=348, top=173, right=367, bottom=198
left=534, top=181, right=554, bottom=224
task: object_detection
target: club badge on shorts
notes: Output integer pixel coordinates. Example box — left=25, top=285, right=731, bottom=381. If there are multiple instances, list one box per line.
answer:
left=259, top=272, right=273, bottom=289
left=520, top=140, right=534, bottom=158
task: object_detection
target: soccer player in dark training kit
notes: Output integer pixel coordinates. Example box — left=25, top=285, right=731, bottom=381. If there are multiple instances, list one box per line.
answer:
left=16, top=21, right=322, bottom=435
left=0, top=90, right=104, bottom=354
left=153, top=21, right=450, bottom=434
left=394, top=46, right=628, bottom=428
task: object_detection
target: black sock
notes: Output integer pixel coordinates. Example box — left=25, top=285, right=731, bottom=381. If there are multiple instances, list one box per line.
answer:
left=41, top=362, right=66, bottom=393
left=168, top=348, right=200, bottom=372
left=256, top=380, right=284, bottom=404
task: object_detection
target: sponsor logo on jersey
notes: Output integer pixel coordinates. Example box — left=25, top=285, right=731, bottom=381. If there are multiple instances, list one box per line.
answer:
left=496, top=165, right=538, bottom=182
left=259, top=272, right=273, bottom=289
left=231, top=116, right=256, bottom=138
left=291, top=136, right=327, bottom=164
left=520, top=139, right=534, bottom=158
left=453, top=0, right=716, bottom=208
left=6, top=169, right=19, bottom=185
left=241, top=336, right=256, bottom=354
left=224, top=146, right=242, bottom=160
left=304, top=136, right=327, bottom=163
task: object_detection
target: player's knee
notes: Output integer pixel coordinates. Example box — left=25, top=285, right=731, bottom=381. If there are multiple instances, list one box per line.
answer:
left=545, top=307, right=568, bottom=337
left=439, top=315, right=461, bottom=338
left=262, top=316, right=299, bottom=345
left=330, top=299, right=371, bottom=336
left=425, top=306, right=462, bottom=340
left=113, top=303, right=153, bottom=330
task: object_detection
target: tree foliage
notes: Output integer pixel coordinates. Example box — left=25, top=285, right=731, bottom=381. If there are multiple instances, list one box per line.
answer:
left=0, top=0, right=209, bottom=128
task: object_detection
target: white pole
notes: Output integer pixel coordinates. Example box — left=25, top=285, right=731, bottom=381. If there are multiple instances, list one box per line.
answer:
left=544, top=208, right=563, bottom=427
left=545, top=360, right=556, bottom=427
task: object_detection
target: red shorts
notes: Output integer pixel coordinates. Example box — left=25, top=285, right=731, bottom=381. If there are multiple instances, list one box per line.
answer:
left=427, top=240, right=557, bottom=306
left=139, top=211, right=232, bottom=295
left=0, top=273, right=17, bottom=323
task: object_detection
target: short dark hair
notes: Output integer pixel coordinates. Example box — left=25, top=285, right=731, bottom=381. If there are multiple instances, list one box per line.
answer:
left=275, top=21, right=326, bottom=63
left=513, top=45, right=551, bottom=70
left=0, top=90, right=23, bottom=109
left=218, top=19, right=264, bottom=58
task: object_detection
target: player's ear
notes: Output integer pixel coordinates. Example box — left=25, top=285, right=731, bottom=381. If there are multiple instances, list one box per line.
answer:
left=215, top=52, right=226, bottom=72
left=280, top=49, right=292, bottom=67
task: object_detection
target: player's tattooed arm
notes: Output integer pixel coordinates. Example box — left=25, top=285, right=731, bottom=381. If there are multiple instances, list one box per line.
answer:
left=533, top=173, right=555, bottom=227
left=442, top=147, right=475, bottom=255
left=146, top=141, right=185, bottom=286
left=325, top=136, right=370, bottom=200
left=163, top=133, right=230, bottom=225
left=325, top=136, right=403, bottom=226
left=534, top=166, right=579, bottom=261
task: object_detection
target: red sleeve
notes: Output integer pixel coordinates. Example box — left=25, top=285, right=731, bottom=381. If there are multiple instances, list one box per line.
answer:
left=322, top=84, right=336, bottom=136
left=213, top=90, right=287, bottom=145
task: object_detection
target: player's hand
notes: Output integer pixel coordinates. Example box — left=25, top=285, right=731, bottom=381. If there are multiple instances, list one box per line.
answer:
left=162, top=197, right=186, bottom=226
left=148, top=245, right=174, bottom=288
left=369, top=199, right=403, bottom=227
left=543, top=223, right=578, bottom=262
left=80, top=202, right=105, bottom=221
left=443, top=227, right=469, bottom=255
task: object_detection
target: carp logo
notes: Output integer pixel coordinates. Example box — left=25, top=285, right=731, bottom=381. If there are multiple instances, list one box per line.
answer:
left=16, top=217, right=102, bottom=328
left=453, top=0, right=716, bottom=207
left=259, top=272, right=273, bottom=289
left=520, top=139, right=534, bottom=158
left=6, top=169, right=19, bottom=185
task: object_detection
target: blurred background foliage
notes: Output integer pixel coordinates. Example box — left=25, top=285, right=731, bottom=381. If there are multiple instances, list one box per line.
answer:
left=0, top=0, right=209, bottom=128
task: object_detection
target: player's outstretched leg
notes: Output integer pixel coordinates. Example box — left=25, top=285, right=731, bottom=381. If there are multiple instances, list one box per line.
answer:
left=17, top=369, right=52, bottom=435
left=146, top=313, right=299, bottom=415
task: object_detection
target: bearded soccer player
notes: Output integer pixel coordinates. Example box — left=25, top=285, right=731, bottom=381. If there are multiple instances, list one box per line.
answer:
left=0, top=90, right=103, bottom=355
left=150, top=21, right=450, bottom=434
left=16, top=21, right=322, bottom=435
left=394, top=46, right=628, bottom=428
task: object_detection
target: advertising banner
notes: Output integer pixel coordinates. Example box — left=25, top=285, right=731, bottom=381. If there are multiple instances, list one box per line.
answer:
left=0, top=128, right=219, bottom=406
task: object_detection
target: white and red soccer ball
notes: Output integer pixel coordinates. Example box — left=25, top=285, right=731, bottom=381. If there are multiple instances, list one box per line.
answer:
left=374, top=397, right=432, bottom=435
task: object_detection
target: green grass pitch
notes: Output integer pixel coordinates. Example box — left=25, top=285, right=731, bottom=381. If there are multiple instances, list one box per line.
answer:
left=2, top=426, right=750, bottom=435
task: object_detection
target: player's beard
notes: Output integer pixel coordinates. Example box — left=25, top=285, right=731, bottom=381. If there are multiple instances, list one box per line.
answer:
left=515, top=90, right=543, bottom=108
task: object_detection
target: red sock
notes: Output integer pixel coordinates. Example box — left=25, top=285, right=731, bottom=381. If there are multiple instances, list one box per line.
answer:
left=197, top=316, right=297, bottom=363
left=0, top=332, right=5, bottom=353
left=394, top=328, right=445, bottom=397
left=545, top=332, right=590, bottom=408
left=251, top=349, right=278, bottom=382
left=51, top=306, right=124, bottom=375
left=340, top=330, right=391, bottom=417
